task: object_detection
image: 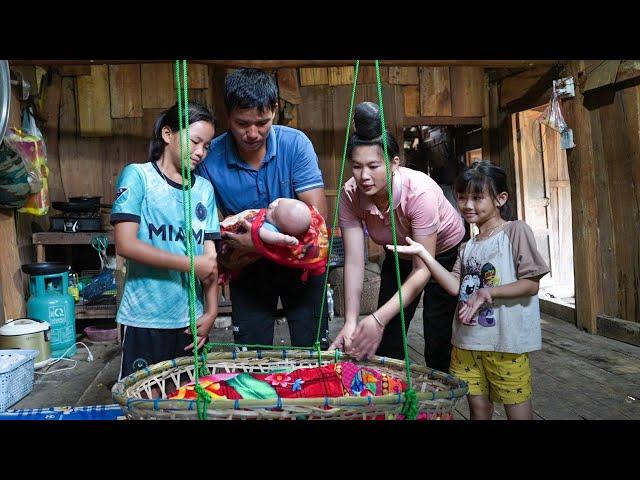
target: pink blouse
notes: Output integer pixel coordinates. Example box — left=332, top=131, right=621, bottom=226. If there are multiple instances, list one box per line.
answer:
left=339, top=167, right=465, bottom=254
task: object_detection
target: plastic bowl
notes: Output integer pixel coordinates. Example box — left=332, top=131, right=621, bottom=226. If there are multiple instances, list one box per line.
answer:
left=84, top=326, right=118, bottom=342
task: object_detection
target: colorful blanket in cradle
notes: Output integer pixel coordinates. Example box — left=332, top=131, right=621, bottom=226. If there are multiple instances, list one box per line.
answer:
left=167, top=362, right=408, bottom=401
left=218, top=205, right=328, bottom=282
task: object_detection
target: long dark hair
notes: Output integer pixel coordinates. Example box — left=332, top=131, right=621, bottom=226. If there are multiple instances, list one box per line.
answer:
left=148, top=101, right=215, bottom=162
left=346, top=101, right=400, bottom=161
left=454, top=160, right=513, bottom=220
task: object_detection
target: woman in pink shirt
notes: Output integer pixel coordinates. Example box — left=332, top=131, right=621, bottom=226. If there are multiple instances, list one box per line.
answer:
left=329, top=102, right=465, bottom=372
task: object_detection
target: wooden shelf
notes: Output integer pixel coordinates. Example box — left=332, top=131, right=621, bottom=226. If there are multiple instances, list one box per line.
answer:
left=32, top=231, right=114, bottom=245
left=75, top=303, right=117, bottom=320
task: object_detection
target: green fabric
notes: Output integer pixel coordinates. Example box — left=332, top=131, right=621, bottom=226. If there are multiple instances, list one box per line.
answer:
left=227, top=373, right=278, bottom=400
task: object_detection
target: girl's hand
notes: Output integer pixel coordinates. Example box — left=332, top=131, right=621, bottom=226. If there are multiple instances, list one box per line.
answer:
left=184, top=311, right=217, bottom=351
left=194, top=253, right=218, bottom=283
left=348, top=315, right=385, bottom=361
left=459, top=288, right=493, bottom=324
left=385, top=236, right=430, bottom=259
left=328, top=322, right=357, bottom=353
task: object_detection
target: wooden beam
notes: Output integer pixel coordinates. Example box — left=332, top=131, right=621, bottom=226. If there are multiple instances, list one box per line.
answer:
left=540, top=299, right=576, bottom=325
left=41, top=70, right=65, bottom=205
left=277, top=69, right=302, bottom=104
left=562, top=60, right=603, bottom=333
left=503, top=64, right=565, bottom=113
left=583, top=60, right=621, bottom=93
left=402, top=115, right=482, bottom=126
left=9, top=60, right=559, bottom=68
left=0, top=211, right=26, bottom=322
left=597, top=314, right=640, bottom=347
left=615, top=60, right=640, bottom=84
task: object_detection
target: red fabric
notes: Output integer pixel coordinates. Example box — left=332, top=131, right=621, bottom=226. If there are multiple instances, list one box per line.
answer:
left=251, top=206, right=328, bottom=280
left=218, top=205, right=328, bottom=283
left=253, top=365, right=343, bottom=399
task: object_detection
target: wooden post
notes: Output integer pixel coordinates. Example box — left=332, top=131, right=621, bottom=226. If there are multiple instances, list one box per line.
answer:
left=562, top=60, right=603, bottom=333
left=487, top=80, right=518, bottom=218
left=36, top=245, right=45, bottom=262
left=0, top=211, right=26, bottom=322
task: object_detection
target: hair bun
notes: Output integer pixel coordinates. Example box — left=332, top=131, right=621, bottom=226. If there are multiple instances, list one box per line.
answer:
left=354, top=102, right=383, bottom=140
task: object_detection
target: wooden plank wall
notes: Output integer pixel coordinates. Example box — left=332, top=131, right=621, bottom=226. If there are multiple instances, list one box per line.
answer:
left=43, top=62, right=217, bottom=204
left=546, top=61, right=640, bottom=331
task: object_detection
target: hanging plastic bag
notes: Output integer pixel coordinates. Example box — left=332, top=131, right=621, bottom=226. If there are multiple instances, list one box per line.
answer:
left=539, top=83, right=568, bottom=133
left=3, top=106, right=50, bottom=215
left=0, top=142, right=30, bottom=209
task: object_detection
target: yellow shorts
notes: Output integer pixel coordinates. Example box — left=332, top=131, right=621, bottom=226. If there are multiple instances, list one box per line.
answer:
left=449, top=346, right=532, bottom=405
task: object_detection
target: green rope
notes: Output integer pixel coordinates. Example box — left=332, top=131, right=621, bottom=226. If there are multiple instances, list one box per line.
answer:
left=374, top=60, right=417, bottom=419
left=170, top=59, right=418, bottom=420
left=175, top=60, right=210, bottom=420
left=315, top=60, right=361, bottom=365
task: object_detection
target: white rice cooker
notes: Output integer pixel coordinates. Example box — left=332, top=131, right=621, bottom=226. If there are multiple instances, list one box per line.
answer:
left=0, top=318, right=51, bottom=364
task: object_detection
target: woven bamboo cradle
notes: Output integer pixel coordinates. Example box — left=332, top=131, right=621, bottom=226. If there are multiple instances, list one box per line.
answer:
left=112, top=350, right=468, bottom=420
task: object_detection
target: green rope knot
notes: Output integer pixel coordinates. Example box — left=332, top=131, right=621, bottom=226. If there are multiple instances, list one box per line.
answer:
left=194, top=383, right=211, bottom=420
left=400, top=388, right=419, bottom=420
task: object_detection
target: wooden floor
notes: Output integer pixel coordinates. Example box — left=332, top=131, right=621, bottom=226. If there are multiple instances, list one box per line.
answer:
left=13, top=311, right=640, bottom=420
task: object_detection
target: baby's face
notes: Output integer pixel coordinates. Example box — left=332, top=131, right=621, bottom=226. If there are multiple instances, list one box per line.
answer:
left=265, top=199, right=281, bottom=225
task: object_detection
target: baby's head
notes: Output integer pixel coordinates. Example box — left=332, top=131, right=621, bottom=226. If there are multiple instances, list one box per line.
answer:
left=266, top=198, right=311, bottom=237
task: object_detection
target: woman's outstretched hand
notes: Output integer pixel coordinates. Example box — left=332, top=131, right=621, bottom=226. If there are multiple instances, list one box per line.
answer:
left=386, top=236, right=431, bottom=259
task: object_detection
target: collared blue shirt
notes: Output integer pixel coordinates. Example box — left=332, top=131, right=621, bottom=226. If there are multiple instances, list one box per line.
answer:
left=196, top=125, right=324, bottom=217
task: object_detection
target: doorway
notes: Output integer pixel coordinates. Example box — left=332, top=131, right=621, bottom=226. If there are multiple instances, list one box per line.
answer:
left=512, top=107, right=575, bottom=305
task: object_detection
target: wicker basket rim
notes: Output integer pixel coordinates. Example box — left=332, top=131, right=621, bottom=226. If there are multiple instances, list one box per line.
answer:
left=112, top=349, right=468, bottom=412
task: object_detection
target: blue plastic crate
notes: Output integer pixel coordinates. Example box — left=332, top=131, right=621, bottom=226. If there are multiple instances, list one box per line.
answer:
left=0, top=349, right=39, bottom=412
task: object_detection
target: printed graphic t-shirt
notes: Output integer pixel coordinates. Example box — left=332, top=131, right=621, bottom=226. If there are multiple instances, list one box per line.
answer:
left=451, top=220, right=550, bottom=354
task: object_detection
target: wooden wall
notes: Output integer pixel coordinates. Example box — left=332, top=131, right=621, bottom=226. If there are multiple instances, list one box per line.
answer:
left=560, top=60, right=640, bottom=337
left=44, top=63, right=214, bottom=205
left=294, top=66, right=487, bottom=216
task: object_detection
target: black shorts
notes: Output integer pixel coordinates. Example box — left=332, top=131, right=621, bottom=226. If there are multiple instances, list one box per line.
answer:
left=118, top=325, right=192, bottom=381
left=229, top=258, right=329, bottom=349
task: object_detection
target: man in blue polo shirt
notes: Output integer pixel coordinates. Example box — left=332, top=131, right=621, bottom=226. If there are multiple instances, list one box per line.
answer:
left=197, top=68, right=329, bottom=349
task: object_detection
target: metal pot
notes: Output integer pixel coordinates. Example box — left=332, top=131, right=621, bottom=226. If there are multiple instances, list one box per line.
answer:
left=0, top=318, right=52, bottom=364
left=0, top=60, right=10, bottom=144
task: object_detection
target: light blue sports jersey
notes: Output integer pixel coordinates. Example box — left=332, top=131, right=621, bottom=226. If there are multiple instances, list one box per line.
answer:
left=110, top=162, right=220, bottom=329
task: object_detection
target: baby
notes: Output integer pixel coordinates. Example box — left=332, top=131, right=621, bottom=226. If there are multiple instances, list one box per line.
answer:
left=261, top=198, right=312, bottom=246
left=218, top=198, right=327, bottom=281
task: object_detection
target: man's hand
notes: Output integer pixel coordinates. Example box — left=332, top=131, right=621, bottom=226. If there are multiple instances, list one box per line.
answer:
left=347, top=315, right=385, bottom=361
left=222, top=219, right=257, bottom=252
left=184, top=311, right=217, bottom=351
